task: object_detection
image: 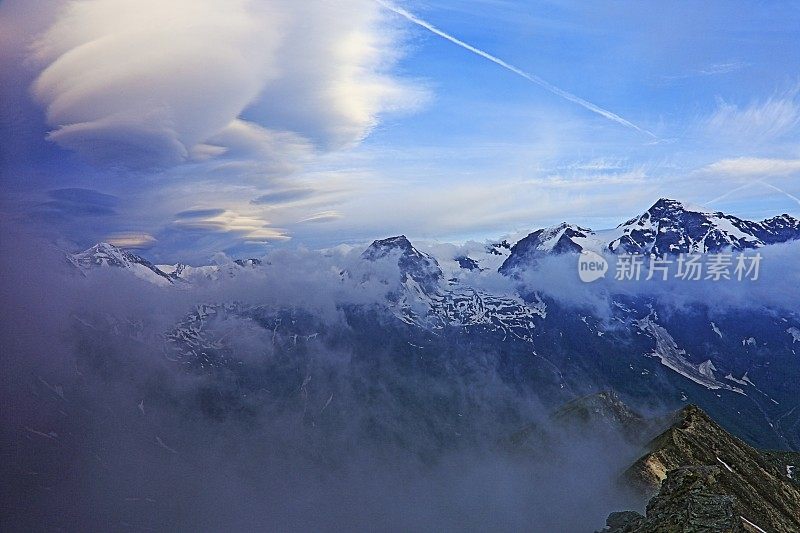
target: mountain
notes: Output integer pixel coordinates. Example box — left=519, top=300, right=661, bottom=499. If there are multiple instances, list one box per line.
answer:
left=361, top=235, right=444, bottom=293
left=16, top=202, right=800, bottom=531
left=157, top=257, right=263, bottom=282
left=550, top=390, right=654, bottom=442
left=498, top=198, right=800, bottom=274
left=69, top=242, right=173, bottom=286
left=156, top=263, right=217, bottom=282
left=66, top=202, right=800, bottom=452
left=72, top=200, right=800, bottom=284
left=507, top=393, right=800, bottom=531
left=609, top=198, right=800, bottom=255
left=602, top=403, right=800, bottom=533
left=498, top=223, right=593, bottom=274
left=507, top=391, right=658, bottom=457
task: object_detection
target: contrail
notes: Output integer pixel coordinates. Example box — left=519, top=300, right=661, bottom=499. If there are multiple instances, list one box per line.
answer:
left=704, top=181, right=759, bottom=206
left=762, top=181, right=800, bottom=208
left=376, top=0, right=657, bottom=139
left=705, top=179, right=800, bottom=210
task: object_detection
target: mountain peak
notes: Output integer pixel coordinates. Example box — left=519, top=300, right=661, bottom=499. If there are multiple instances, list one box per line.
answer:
left=73, top=241, right=136, bottom=266
left=498, top=222, right=592, bottom=274
left=363, top=235, right=413, bottom=256
left=646, top=197, right=714, bottom=216
left=71, top=242, right=173, bottom=285
left=609, top=198, right=800, bottom=255
left=362, top=235, right=443, bottom=292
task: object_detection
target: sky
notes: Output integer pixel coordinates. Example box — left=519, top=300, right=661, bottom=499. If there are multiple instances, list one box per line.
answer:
left=1, top=0, right=800, bottom=263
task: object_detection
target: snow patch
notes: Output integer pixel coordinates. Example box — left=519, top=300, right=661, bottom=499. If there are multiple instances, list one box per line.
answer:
left=638, top=318, right=743, bottom=393
left=741, top=516, right=767, bottom=533
left=716, top=456, right=734, bottom=473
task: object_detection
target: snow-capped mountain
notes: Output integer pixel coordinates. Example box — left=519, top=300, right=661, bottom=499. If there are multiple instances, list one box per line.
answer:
left=498, top=223, right=593, bottom=274
left=357, top=235, right=545, bottom=335
left=77, top=199, right=799, bottom=286
left=68, top=242, right=267, bottom=285
left=608, top=198, right=800, bottom=255
left=67, top=200, right=800, bottom=451
left=156, top=263, right=218, bottom=282
left=157, top=258, right=263, bottom=282
left=361, top=235, right=444, bottom=293
left=70, top=242, right=173, bottom=286
left=497, top=198, right=800, bottom=274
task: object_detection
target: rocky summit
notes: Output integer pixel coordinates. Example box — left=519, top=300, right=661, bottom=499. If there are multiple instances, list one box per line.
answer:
left=600, top=402, right=800, bottom=533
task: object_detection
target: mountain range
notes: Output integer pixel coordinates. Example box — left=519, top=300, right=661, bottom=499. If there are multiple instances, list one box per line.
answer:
left=68, top=198, right=800, bottom=452
left=70, top=198, right=800, bottom=284
left=59, top=199, right=800, bottom=533
left=500, top=198, right=800, bottom=273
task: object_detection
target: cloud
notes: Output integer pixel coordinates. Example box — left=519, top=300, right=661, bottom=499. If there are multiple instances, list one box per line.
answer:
left=1, top=228, right=647, bottom=532
left=697, top=62, right=748, bottom=76
left=297, top=210, right=344, bottom=224
left=49, top=187, right=119, bottom=207
left=21, top=0, right=424, bottom=169
left=39, top=187, right=120, bottom=217
left=704, top=90, right=800, bottom=145
left=29, top=0, right=281, bottom=168
left=203, top=119, right=314, bottom=175
left=251, top=188, right=316, bottom=205
left=242, top=1, right=429, bottom=149
left=175, top=208, right=227, bottom=220
left=29, top=187, right=121, bottom=227
left=701, top=157, right=800, bottom=177
left=104, top=232, right=156, bottom=249
left=660, top=61, right=748, bottom=82
left=172, top=209, right=289, bottom=242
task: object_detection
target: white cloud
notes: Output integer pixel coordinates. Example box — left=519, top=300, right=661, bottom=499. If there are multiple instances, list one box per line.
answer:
left=173, top=208, right=289, bottom=242
left=704, top=90, right=800, bottom=145
left=661, top=61, right=748, bottom=82
left=298, top=211, right=344, bottom=224
left=204, top=119, right=315, bottom=176
left=104, top=232, right=157, bottom=249
left=30, top=0, right=281, bottom=167
left=702, top=157, right=800, bottom=177
left=23, top=0, right=425, bottom=169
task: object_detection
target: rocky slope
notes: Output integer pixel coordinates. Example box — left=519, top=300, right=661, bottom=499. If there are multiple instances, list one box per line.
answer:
left=601, top=403, right=800, bottom=533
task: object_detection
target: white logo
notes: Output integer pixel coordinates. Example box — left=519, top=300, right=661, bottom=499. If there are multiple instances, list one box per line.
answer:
left=578, top=250, right=608, bottom=283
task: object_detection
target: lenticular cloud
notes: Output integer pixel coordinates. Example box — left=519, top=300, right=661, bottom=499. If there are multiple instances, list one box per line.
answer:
left=25, top=0, right=422, bottom=169
left=29, top=0, right=279, bottom=167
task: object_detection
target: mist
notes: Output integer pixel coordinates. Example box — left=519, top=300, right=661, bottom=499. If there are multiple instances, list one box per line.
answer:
left=0, top=225, right=661, bottom=532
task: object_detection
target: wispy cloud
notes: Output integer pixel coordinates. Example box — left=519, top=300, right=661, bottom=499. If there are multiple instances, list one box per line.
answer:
left=703, top=89, right=800, bottom=145
left=698, top=62, right=748, bottom=76
left=173, top=209, right=289, bottom=242
left=702, top=157, right=800, bottom=177
left=661, top=61, right=748, bottom=82
left=298, top=211, right=344, bottom=224
left=700, top=158, right=800, bottom=208
left=251, top=188, right=316, bottom=206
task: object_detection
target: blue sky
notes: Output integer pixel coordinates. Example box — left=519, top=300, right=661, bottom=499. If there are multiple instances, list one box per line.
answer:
left=1, top=0, right=799, bottom=262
